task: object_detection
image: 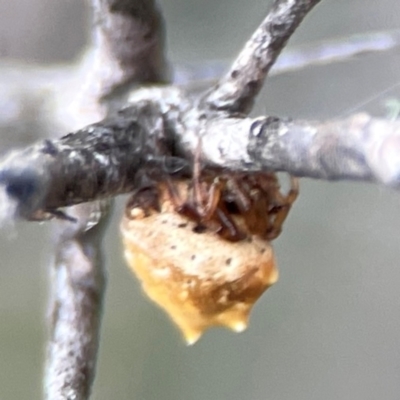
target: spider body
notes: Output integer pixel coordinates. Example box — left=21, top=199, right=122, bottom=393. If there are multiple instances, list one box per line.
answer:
left=165, top=171, right=299, bottom=242
left=121, top=168, right=298, bottom=343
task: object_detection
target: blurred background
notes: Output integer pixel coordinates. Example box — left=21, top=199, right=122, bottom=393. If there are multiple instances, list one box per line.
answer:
left=1, top=0, right=400, bottom=399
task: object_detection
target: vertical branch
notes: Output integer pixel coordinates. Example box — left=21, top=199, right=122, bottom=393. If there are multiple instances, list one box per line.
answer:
left=89, top=0, right=169, bottom=95
left=44, top=1, right=169, bottom=399
left=45, top=202, right=110, bottom=400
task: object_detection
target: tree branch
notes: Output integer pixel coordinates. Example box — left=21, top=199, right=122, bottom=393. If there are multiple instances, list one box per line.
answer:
left=1, top=86, right=399, bottom=222
left=174, top=28, right=400, bottom=85
left=202, top=113, right=400, bottom=186
left=40, top=1, right=169, bottom=400
left=3, top=28, right=400, bottom=153
left=203, top=0, right=321, bottom=114
left=45, top=201, right=110, bottom=400
left=87, top=0, right=169, bottom=101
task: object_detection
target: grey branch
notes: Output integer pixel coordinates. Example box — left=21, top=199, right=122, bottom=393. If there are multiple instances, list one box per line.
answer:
left=88, top=0, right=169, bottom=101
left=174, top=29, right=400, bottom=85
left=3, top=28, right=400, bottom=153
left=1, top=86, right=400, bottom=222
left=45, top=202, right=109, bottom=400
left=0, top=101, right=168, bottom=219
left=203, top=0, right=321, bottom=114
left=41, top=1, right=169, bottom=400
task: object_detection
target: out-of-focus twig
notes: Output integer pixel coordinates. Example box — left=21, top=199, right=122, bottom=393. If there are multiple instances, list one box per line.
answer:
left=3, top=27, right=400, bottom=151
left=174, top=29, right=400, bottom=85
left=85, top=0, right=169, bottom=104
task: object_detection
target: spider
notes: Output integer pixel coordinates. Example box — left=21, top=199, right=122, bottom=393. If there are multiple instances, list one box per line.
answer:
left=122, top=148, right=298, bottom=343
left=126, top=154, right=298, bottom=243
left=163, top=170, right=299, bottom=242
left=158, top=130, right=299, bottom=241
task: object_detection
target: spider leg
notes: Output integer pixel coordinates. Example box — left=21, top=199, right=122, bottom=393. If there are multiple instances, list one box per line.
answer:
left=227, top=174, right=274, bottom=236
left=287, top=176, right=300, bottom=204
left=265, top=176, right=299, bottom=240
left=165, top=177, right=183, bottom=209
left=164, top=176, right=208, bottom=223
left=161, top=134, right=218, bottom=226
left=126, top=171, right=161, bottom=217
left=215, top=206, right=246, bottom=242
left=186, top=137, right=223, bottom=222
left=192, top=136, right=204, bottom=210
left=198, top=177, right=224, bottom=220
left=49, top=209, right=78, bottom=223
left=226, top=175, right=252, bottom=213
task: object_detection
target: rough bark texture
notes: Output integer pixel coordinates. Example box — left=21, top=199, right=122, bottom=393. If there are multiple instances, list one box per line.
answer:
left=41, top=1, right=170, bottom=399
left=2, top=89, right=400, bottom=223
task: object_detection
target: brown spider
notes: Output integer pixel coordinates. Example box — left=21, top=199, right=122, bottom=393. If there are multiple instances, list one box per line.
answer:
left=164, top=170, right=298, bottom=242
left=161, top=134, right=299, bottom=241
left=126, top=140, right=298, bottom=242
left=122, top=149, right=298, bottom=343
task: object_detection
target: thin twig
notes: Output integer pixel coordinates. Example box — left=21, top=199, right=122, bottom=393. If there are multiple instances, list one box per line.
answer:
left=174, top=29, right=400, bottom=85
left=203, top=0, right=321, bottom=114
left=3, top=27, right=400, bottom=152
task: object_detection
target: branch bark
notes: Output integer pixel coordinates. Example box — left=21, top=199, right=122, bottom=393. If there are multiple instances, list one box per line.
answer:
left=2, top=96, right=399, bottom=222
left=203, top=0, right=321, bottom=114
left=3, top=28, right=400, bottom=153
left=40, top=1, right=169, bottom=400
left=174, top=28, right=400, bottom=85
left=45, top=201, right=110, bottom=400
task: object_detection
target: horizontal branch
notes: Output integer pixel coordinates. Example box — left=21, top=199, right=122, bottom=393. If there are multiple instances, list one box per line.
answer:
left=197, top=113, right=400, bottom=185
left=1, top=85, right=399, bottom=222
left=174, top=28, right=400, bottom=85
left=3, top=27, right=400, bottom=153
